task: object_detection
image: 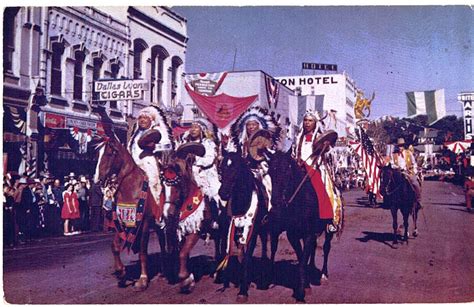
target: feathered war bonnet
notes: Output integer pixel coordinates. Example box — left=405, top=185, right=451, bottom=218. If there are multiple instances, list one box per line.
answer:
left=229, top=106, right=281, bottom=151
left=129, top=105, right=175, bottom=151
left=182, top=116, right=217, bottom=142
left=294, top=109, right=327, bottom=155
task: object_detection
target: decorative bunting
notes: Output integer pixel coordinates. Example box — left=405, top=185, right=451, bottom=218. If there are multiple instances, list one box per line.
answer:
left=264, top=75, right=280, bottom=109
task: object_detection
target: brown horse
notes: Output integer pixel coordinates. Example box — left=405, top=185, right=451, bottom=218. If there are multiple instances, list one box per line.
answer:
left=159, top=143, right=212, bottom=293
left=94, top=133, right=165, bottom=291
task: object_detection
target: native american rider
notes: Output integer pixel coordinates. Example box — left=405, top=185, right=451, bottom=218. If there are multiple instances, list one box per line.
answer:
left=391, top=138, right=422, bottom=207
left=228, top=107, right=281, bottom=212
left=293, top=110, right=342, bottom=232
left=128, top=106, right=174, bottom=216
left=180, top=117, right=222, bottom=229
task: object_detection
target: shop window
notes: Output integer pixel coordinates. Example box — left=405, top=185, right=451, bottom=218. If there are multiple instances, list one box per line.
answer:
left=73, top=50, right=85, bottom=100
left=3, top=7, right=19, bottom=73
left=51, top=42, right=65, bottom=95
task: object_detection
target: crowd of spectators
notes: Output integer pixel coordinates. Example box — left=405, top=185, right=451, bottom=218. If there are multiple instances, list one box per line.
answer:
left=3, top=171, right=108, bottom=247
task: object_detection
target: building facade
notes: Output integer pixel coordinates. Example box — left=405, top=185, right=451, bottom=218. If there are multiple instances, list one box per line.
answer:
left=276, top=72, right=358, bottom=138
left=3, top=6, right=188, bottom=178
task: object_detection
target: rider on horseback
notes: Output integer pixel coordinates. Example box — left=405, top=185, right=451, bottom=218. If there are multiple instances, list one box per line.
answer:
left=128, top=106, right=174, bottom=218
left=293, top=110, right=341, bottom=233
left=391, top=138, right=422, bottom=207
left=180, top=117, right=222, bottom=229
left=229, top=107, right=281, bottom=212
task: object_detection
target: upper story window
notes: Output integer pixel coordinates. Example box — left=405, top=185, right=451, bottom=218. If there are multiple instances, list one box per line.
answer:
left=51, top=42, right=65, bottom=95
left=150, top=45, right=169, bottom=104
left=3, top=7, right=19, bottom=73
left=73, top=50, right=85, bottom=100
left=109, top=62, right=120, bottom=109
left=92, top=57, right=103, bottom=102
left=133, top=39, right=148, bottom=79
left=171, top=56, right=183, bottom=101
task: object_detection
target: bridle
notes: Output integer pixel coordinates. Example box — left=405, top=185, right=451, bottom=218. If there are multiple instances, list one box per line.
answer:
left=383, top=168, right=402, bottom=196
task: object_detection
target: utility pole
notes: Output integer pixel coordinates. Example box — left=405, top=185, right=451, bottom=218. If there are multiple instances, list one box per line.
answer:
left=232, top=48, right=237, bottom=71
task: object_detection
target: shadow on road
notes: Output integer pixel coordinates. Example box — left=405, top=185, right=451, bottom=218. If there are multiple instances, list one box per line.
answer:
left=355, top=231, right=399, bottom=249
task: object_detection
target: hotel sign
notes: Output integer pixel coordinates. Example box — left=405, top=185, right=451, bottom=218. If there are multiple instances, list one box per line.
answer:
left=94, top=79, right=149, bottom=101
left=302, top=62, right=338, bottom=71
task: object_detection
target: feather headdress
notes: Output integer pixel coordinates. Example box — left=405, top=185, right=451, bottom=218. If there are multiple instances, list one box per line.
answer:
left=293, top=109, right=327, bottom=159
left=229, top=107, right=281, bottom=151
left=129, top=105, right=175, bottom=151
left=181, top=116, right=217, bottom=142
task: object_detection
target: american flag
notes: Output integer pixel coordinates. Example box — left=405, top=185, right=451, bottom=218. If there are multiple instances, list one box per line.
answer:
left=349, top=127, right=383, bottom=198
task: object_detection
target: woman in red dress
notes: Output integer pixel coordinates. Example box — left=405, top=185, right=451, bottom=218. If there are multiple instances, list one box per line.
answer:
left=61, top=183, right=80, bottom=235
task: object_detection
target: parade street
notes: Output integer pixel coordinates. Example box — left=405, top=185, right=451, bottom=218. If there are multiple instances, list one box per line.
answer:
left=3, top=180, right=473, bottom=304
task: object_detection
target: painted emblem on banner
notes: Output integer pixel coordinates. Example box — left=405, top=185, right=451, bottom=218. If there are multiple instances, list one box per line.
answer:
left=216, top=104, right=232, bottom=120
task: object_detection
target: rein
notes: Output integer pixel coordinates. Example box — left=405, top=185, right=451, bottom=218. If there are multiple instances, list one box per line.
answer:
left=384, top=170, right=402, bottom=196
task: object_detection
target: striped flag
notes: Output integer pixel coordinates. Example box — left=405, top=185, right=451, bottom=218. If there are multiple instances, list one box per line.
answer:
left=289, top=94, right=324, bottom=127
left=406, top=89, right=446, bottom=125
left=349, top=128, right=382, bottom=198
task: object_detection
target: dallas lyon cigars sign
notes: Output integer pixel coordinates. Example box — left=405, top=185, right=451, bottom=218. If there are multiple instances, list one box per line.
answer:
left=94, top=79, right=149, bottom=101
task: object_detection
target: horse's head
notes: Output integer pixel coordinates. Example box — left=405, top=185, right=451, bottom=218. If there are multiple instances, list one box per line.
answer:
left=218, top=150, right=247, bottom=201
left=160, top=143, right=204, bottom=213
left=266, top=149, right=294, bottom=208
left=94, top=136, right=127, bottom=187
left=378, top=163, right=396, bottom=197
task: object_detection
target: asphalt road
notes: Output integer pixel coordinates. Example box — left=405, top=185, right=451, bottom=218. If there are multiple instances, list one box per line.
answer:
left=3, top=180, right=473, bottom=304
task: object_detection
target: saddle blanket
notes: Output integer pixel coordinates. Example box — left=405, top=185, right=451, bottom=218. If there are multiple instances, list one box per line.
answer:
left=116, top=203, right=140, bottom=228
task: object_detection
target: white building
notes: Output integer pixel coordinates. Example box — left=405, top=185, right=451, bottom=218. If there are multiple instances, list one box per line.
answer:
left=276, top=72, right=357, bottom=138
left=3, top=6, right=188, bottom=178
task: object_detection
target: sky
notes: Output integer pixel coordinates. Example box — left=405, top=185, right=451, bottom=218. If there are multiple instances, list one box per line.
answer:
left=172, top=5, right=473, bottom=119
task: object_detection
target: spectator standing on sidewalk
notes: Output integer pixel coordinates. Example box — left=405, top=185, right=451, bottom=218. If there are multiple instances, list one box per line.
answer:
left=18, top=178, right=36, bottom=242
left=89, top=181, right=103, bottom=232
left=3, top=184, right=17, bottom=247
left=61, top=183, right=80, bottom=236
left=51, top=178, right=64, bottom=235
left=77, top=176, right=89, bottom=231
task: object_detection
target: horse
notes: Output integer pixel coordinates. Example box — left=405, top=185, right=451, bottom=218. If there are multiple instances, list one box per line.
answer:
left=379, top=164, right=420, bottom=244
left=265, top=149, right=336, bottom=302
left=94, top=132, right=167, bottom=291
left=217, top=151, right=269, bottom=302
left=159, top=144, right=229, bottom=293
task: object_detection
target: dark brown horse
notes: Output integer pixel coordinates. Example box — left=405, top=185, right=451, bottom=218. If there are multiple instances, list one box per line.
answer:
left=266, top=149, right=336, bottom=302
left=379, top=164, right=420, bottom=244
left=159, top=144, right=224, bottom=293
left=217, top=151, right=269, bottom=302
left=94, top=131, right=166, bottom=291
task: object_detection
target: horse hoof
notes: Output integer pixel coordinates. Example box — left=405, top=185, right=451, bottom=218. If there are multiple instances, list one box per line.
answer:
left=413, top=229, right=418, bottom=237
left=321, top=274, right=329, bottom=284
left=292, top=292, right=305, bottom=303
left=179, top=274, right=195, bottom=294
left=236, top=294, right=248, bottom=303
left=133, top=277, right=149, bottom=291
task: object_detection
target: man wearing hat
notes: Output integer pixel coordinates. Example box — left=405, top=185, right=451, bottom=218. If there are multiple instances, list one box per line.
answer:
left=17, top=178, right=37, bottom=242
left=128, top=106, right=174, bottom=212
left=392, top=138, right=422, bottom=206
left=293, top=110, right=340, bottom=232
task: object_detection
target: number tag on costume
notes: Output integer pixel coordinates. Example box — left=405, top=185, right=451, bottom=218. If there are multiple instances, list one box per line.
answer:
left=116, top=203, right=138, bottom=227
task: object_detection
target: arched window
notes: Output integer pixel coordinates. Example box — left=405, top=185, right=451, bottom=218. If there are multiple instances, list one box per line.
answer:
left=171, top=56, right=183, bottom=102
left=3, top=7, right=19, bottom=73
left=133, top=39, right=148, bottom=79
left=150, top=45, right=169, bottom=104
left=51, top=42, right=65, bottom=95
left=73, top=50, right=85, bottom=100
left=92, top=56, right=103, bottom=103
